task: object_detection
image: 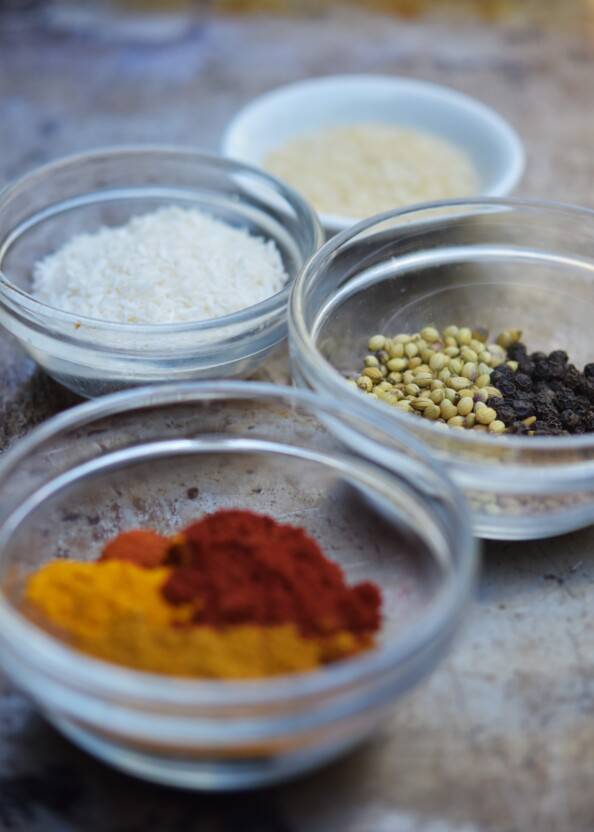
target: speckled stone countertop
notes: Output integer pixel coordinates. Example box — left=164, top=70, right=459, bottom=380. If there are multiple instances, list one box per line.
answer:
left=2, top=6, right=594, bottom=830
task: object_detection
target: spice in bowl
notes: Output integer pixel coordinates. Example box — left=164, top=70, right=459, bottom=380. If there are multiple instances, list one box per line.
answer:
left=32, top=206, right=288, bottom=324
left=487, top=341, right=594, bottom=436
left=263, top=123, right=478, bottom=219
left=350, top=325, right=594, bottom=436
left=24, top=509, right=382, bottom=679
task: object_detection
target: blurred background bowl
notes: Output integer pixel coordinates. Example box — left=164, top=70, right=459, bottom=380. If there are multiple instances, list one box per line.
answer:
left=222, top=74, right=525, bottom=236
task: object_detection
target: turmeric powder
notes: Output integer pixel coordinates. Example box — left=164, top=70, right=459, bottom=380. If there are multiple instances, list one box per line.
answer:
left=25, top=560, right=372, bottom=678
left=23, top=510, right=382, bottom=679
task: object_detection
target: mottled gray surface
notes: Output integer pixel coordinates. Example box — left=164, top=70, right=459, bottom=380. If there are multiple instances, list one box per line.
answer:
left=2, top=6, right=594, bottom=831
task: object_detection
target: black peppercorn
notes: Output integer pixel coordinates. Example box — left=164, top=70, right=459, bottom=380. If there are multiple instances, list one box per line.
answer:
left=548, top=362, right=566, bottom=380
left=498, top=381, right=516, bottom=397
left=508, top=420, right=530, bottom=435
left=564, top=366, right=581, bottom=389
left=482, top=339, right=594, bottom=437
left=561, top=410, right=582, bottom=430
left=507, top=343, right=528, bottom=359
left=485, top=396, right=501, bottom=409
left=512, top=399, right=534, bottom=419
left=514, top=373, right=532, bottom=391
left=495, top=405, right=517, bottom=425
left=533, top=361, right=550, bottom=381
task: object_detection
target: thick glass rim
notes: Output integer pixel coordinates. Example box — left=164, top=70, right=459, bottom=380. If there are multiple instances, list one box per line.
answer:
left=0, top=145, right=324, bottom=334
left=0, top=381, right=477, bottom=707
left=290, top=196, right=594, bottom=452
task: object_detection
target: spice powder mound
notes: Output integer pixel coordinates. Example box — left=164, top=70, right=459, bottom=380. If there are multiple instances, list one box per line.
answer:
left=23, top=509, right=383, bottom=679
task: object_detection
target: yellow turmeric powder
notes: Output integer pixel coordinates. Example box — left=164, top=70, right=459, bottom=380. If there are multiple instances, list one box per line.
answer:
left=24, top=560, right=373, bottom=679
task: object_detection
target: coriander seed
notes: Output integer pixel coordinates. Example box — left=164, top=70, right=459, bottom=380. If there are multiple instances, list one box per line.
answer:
left=476, top=407, right=497, bottom=425
left=457, top=327, right=472, bottom=345
left=461, top=362, right=477, bottom=380
left=412, top=397, right=433, bottom=411
left=368, top=334, right=386, bottom=351
left=460, top=347, right=478, bottom=363
left=430, top=353, right=448, bottom=371
left=424, top=403, right=441, bottom=420
left=450, top=376, right=472, bottom=391
left=457, top=397, right=474, bottom=416
left=421, top=326, right=440, bottom=342
left=496, top=329, right=522, bottom=348
left=363, top=367, right=383, bottom=382
left=440, top=400, right=458, bottom=420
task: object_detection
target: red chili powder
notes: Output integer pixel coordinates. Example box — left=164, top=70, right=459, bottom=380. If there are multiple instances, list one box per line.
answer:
left=100, top=529, right=170, bottom=569
left=162, top=509, right=381, bottom=637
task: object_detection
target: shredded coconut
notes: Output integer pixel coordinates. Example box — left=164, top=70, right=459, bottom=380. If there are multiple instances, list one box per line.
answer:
left=32, top=206, right=288, bottom=324
left=264, top=123, right=479, bottom=218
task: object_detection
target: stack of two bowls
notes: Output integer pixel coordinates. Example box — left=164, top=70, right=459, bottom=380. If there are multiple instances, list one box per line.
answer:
left=0, top=77, right=592, bottom=789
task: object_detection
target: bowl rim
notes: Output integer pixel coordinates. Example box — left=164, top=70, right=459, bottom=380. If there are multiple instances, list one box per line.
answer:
left=0, top=144, right=324, bottom=333
left=289, top=195, right=594, bottom=453
left=221, top=73, right=526, bottom=232
left=0, top=380, right=477, bottom=706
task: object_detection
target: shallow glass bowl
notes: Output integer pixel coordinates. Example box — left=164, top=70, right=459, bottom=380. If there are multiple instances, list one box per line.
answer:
left=0, top=382, right=476, bottom=790
left=289, top=199, right=594, bottom=540
left=0, top=146, right=322, bottom=398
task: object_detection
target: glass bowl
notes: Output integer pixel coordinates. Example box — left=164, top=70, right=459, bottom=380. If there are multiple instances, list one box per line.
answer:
left=0, top=146, right=322, bottom=398
left=0, top=382, right=476, bottom=790
left=289, top=199, right=594, bottom=541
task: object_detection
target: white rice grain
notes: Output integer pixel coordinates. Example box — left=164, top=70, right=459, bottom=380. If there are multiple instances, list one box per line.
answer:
left=32, top=206, right=288, bottom=324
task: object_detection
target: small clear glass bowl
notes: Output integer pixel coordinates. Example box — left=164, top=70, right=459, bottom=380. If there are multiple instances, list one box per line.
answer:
left=0, top=146, right=322, bottom=398
left=0, top=382, right=476, bottom=791
left=289, top=199, right=594, bottom=541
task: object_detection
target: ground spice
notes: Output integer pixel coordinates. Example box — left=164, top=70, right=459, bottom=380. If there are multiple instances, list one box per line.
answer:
left=264, top=123, right=478, bottom=219
left=100, top=529, right=170, bottom=569
left=26, top=560, right=193, bottom=637
left=162, top=510, right=381, bottom=637
left=23, top=510, right=382, bottom=679
left=25, top=560, right=369, bottom=678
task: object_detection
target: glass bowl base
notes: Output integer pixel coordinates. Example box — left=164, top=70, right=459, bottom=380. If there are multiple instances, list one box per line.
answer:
left=54, top=717, right=374, bottom=791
